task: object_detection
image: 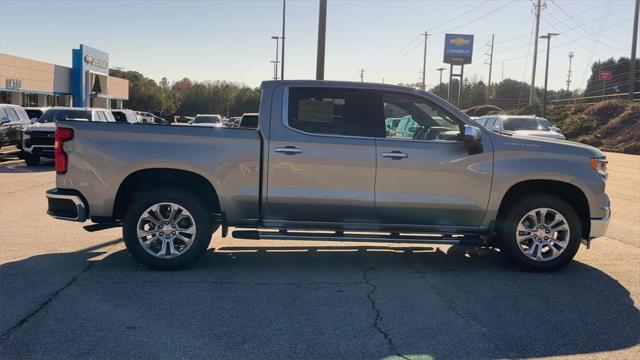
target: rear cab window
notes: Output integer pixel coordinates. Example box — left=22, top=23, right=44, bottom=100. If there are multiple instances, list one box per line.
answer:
left=287, top=87, right=379, bottom=137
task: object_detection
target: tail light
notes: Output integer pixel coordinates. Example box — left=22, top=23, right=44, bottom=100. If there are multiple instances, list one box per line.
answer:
left=55, top=128, right=74, bottom=174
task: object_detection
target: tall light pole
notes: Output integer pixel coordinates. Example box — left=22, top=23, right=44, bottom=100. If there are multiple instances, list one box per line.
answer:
left=629, top=0, right=639, bottom=101
left=421, top=31, right=431, bottom=90
left=316, top=0, right=327, bottom=80
left=359, top=68, right=365, bottom=82
left=436, top=67, right=447, bottom=86
left=270, top=60, right=279, bottom=80
left=271, top=36, right=280, bottom=80
left=529, top=0, right=543, bottom=105
left=281, top=0, right=286, bottom=80
left=540, top=32, right=559, bottom=118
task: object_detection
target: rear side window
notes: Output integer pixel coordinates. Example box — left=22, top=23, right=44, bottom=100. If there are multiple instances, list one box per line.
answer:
left=287, top=87, right=377, bottom=137
left=112, top=111, right=127, bottom=123
left=95, top=111, right=106, bottom=122
left=4, top=107, right=19, bottom=121
left=40, top=109, right=92, bottom=122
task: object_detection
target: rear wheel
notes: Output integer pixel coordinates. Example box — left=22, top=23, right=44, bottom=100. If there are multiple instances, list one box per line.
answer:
left=123, top=187, right=217, bottom=270
left=24, top=153, right=40, bottom=166
left=498, top=194, right=582, bottom=271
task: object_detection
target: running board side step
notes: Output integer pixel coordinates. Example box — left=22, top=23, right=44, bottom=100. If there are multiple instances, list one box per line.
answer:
left=232, top=230, right=486, bottom=246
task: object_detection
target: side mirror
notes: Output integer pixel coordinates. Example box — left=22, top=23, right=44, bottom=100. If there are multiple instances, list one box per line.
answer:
left=31, top=117, right=39, bottom=123
left=551, top=126, right=561, bottom=132
left=463, top=125, right=483, bottom=155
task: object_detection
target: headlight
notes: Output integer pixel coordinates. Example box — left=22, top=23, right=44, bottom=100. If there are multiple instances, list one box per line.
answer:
left=591, top=157, right=608, bottom=179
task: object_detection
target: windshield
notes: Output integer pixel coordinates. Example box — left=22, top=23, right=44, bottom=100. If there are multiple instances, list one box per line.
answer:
left=25, top=109, right=43, bottom=120
left=194, top=115, right=221, bottom=124
left=39, top=109, right=91, bottom=123
left=503, top=117, right=550, bottom=131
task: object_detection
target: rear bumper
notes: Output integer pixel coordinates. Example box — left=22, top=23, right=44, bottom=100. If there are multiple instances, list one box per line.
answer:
left=46, top=188, right=88, bottom=222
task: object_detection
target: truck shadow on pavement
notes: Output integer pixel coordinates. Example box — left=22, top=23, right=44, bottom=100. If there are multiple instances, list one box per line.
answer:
left=1, top=242, right=638, bottom=359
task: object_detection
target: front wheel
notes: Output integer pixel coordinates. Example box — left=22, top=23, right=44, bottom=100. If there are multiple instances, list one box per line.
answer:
left=123, top=187, right=216, bottom=270
left=498, top=194, right=582, bottom=272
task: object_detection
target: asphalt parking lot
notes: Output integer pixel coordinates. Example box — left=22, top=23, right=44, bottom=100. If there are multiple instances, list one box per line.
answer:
left=0, top=151, right=638, bottom=359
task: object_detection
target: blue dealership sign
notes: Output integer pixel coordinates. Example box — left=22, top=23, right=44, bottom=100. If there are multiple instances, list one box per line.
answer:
left=72, top=44, right=110, bottom=107
left=443, top=34, right=474, bottom=65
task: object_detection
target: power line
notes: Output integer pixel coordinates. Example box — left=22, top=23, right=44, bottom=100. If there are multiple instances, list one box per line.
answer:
left=444, top=0, right=517, bottom=34
left=429, top=0, right=492, bottom=32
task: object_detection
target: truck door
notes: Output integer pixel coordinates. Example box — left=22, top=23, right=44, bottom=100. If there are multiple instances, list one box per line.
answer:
left=372, top=91, right=493, bottom=227
left=266, top=86, right=377, bottom=223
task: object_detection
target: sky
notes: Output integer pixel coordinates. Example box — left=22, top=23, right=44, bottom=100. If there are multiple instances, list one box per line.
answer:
left=0, top=0, right=637, bottom=91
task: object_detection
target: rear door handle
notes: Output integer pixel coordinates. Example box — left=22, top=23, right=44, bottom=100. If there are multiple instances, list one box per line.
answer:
left=274, top=146, right=303, bottom=155
left=381, top=151, right=408, bottom=159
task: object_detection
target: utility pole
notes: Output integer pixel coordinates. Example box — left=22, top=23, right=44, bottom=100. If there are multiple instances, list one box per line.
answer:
left=529, top=0, right=544, bottom=105
left=629, top=0, right=639, bottom=101
left=566, top=51, right=574, bottom=91
left=421, top=31, right=431, bottom=90
left=316, top=0, right=327, bottom=80
left=540, top=32, right=559, bottom=118
left=486, top=34, right=495, bottom=103
left=436, top=67, right=447, bottom=86
left=271, top=36, right=280, bottom=80
left=280, top=0, right=286, bottom=79
left=359, top=68, right=365, bottom=82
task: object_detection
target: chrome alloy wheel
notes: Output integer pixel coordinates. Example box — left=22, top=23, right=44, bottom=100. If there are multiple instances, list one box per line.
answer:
left=136, top=202, right=197, bottom=259
left=515, top=207, right=570, bottom=262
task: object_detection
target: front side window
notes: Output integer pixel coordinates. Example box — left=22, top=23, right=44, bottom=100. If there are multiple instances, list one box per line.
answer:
left=381, top=92, right=462, bottom=141
left=287, top=87, right=377, bottom=137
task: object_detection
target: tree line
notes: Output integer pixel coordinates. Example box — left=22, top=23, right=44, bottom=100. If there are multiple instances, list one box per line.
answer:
left=109, top=69, right=260, bottom=117
left=112, top=57, right=636, bottom=116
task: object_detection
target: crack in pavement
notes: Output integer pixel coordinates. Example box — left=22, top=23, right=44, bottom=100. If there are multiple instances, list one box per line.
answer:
left=362, top=267, right=410, bottom=360
left=0, top=261, right=94, bottom=341
left=408, top=259, right=507, bottom=357
left=0, top=241, right=121, bottom=341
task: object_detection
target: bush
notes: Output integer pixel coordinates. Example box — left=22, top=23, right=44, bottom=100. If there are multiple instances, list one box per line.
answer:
left=583, top=100, right=627, bottom=126
left=623, top=143, right=640, bottom=154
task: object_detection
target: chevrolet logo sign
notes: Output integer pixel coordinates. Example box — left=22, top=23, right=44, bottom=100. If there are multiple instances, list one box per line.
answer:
left=449, top=37, right=471, bottom=46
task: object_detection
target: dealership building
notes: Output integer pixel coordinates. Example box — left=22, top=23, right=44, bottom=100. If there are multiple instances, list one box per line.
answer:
left=0, top=44, right=128, bottom=108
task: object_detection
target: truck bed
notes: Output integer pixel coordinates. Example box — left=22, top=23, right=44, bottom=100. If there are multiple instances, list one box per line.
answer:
left=55, top=120, right=262, bottom=224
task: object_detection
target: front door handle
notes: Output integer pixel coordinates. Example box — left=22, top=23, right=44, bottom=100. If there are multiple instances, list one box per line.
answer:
left=381, top=151, right=408, bottom=159
left=274, top=146, right=303, bottom=155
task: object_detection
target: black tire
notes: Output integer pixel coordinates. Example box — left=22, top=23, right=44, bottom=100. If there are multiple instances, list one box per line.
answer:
left=498, top=194, right=582, bottom=272
left=24, top=153, right=40, bottom=166
left=123, top=187, right=217, bottom=270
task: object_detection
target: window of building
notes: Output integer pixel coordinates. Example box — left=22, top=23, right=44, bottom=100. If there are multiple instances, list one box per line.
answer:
left=23, top=93, right=38, bottom=107
left=0, top=92, right=11, bottom=104
left=287, top=87, right=378, bottom=137
left=380, top=92, right=462, bottom=141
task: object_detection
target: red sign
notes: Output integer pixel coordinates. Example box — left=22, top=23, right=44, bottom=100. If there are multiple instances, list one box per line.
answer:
left=598, top=71, right=612, bottom=81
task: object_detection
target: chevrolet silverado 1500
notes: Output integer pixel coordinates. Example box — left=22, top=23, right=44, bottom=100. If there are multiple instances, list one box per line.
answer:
left=46, top=81, right=610, bottom=271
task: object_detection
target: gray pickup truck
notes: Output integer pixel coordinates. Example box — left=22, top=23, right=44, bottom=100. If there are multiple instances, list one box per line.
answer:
left=46, top=80, right=610, bottom=271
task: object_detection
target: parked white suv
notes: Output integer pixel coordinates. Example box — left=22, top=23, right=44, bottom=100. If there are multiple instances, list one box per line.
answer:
left=476, top=115, right=565, bottom=140
left=22, top=107, right=115, bottom=166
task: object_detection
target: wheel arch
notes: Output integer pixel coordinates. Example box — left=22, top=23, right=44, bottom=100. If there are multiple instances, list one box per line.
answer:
left=496, top=179, right=590, bottom=238
left=113, top=168, right=221, bottom=222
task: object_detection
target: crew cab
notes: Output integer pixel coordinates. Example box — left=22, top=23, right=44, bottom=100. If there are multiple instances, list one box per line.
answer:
left=46, top=81, right=610, bottom=271
left=22, top=107, right=115, bottom=166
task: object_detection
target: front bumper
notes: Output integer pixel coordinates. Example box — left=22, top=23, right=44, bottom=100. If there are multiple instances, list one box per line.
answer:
left=46, top=188, right=88, bottom=222
left=589, top=199, right=611, bottom=238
